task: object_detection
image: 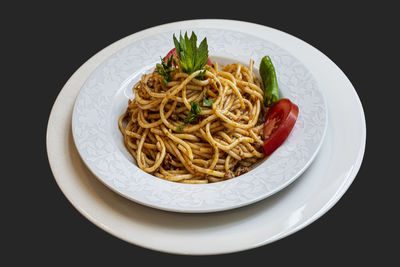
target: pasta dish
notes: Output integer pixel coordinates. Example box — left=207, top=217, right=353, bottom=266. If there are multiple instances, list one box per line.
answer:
left=118, top=32, right=299, bottom=184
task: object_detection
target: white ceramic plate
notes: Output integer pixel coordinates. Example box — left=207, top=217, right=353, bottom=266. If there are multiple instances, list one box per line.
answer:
left=47, top=20, right=365, bottom=255
left=71, top=23, right=327, bottom=213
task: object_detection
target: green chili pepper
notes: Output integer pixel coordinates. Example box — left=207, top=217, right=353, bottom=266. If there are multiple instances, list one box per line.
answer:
left=259, top=56, right=279, bottom=107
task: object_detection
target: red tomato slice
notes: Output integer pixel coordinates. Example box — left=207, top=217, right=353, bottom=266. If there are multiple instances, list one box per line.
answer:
left=164, top=48, right=212, bottom=66
left=165, top=48, right=178, bottom=64
left=263, top=98, right=299, bottom=156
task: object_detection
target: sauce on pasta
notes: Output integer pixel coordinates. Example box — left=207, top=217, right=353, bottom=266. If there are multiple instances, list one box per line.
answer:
left=119, top=60, right=266, bottom=183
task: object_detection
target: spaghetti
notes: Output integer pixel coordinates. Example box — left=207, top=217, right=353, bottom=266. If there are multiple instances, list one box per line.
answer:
left=118, top=60, right=266, bottom=183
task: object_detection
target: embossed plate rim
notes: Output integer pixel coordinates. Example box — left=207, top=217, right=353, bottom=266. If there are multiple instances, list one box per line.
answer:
left=71, top=22, right=328, bottom=213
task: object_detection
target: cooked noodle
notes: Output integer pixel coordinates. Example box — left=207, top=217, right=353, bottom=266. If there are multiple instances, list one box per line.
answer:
left=118, top=60, right=266, bottom=183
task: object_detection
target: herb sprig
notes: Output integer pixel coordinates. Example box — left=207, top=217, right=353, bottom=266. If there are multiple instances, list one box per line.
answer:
left=202, top=93, right=214, bottom=107
left=176, top=101, right=202, bottom=131
left=173, top=32, right=209, bottom=74
left=184, top=101, right=202, bottom=124
left=156, top=56, right=174, bottom=84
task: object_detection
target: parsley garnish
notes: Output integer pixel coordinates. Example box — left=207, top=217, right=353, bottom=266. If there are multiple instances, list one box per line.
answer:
left=196, top=65, right=210, bottom=79
left=184, top=101, right=202, bottom=124
left=174, top=102, right=202, bottom=131
left=202, top=93, right=214, bottom=107
left=173, top=32, right=209, bottom=74
left=196, top=69, right=206, bottom=80
left=156, top=56, right=174, bottom=84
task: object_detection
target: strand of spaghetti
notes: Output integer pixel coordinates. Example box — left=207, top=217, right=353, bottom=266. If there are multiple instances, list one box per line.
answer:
left=186, top=87, right=202, bottom=97
left=125, top=130, right=141, bottom=139
left=159, top=167, right=194, bottom=181
left=223, top=94, right=235, bottom=111
left=191, top=150, right=212, bottom=159
left=237, top=62, right=252, bottom=79
left=134, top=89, right=162, bottom=106
left=249, top=129, right=263, bottom=145
left=163, top=139, right=178, bottom=158
left=165, top=139, right=196, bottom=174
left=126, top=143, right=137, bottom=160
left=191, top=87, right=208, bottom=103
left=144, top=147, right=156, bottom=162
left=200, top=147, right=213, bottom=153
left=216, top=131, right=233, bottom=143
left=237, top=80, right=263, bottom=95
left=211, top=125, right=229, bottom=134
left=198, top=128, right=242, bottom=160
left=182, top=179, right=208, bottom=184
left=161, top=125, right=193, bottom=160
left=248, top=59, right=254, bottom=76
left=143, top=143, right=157, bottom=150
left=127, top=139, right=137, bottom=149
left=239, top=115, right=250, bottom=121
left=243, top=142, right=264, bottom=158
left=241, top=86, right=263, bottom=102
left=235, top=63, right=241, bottom=79
left=218, top=70, right=237, bottom=85
left=141, top=135, right=166, bottom=172
left=142, top=74, right=169, bottom=98
left=215, top=110, right=251, bottom=129
left=207, top=177, right=223, bottom=183
left=215, top=100, right=260, bottom=130
left=219, top=77, right=245, bottom=109
left=192, top=159, right=210, bottom=167
left=170, top=159, right=184, bottom=168
left=118, top=112, right=127, bottom=133
left=222, top=123, right=249, bottom=136
left=206, top=87, right=217, bottom=98
left=138, top=100, right=177, bottom=128
left=130, top=109, right=139, bottom=122
left=163, top=169, right=189, bottom=174
left=136, top=128, right=149, bottom=170
left=212, top=85, right=227, bottom=110
left=225, top=155, right=231, bottom=172
left=177, top=144, right=191, bottom=159
left=190, top=162, right=225, bottom=178
left=147, top=113, right=161, bottom=119
left=209, top=147, right=219, bottom=170
left=241, top=70, right=253, bottom=83
left=173, top=133, right=201, bottom=142
left=205, top=123, right=254, bottom=151
left=253, top=124, right=264, bottom=134
left=204, top=70, right=223, bottom=92
left=181, top=85, right=191, bottom=110
left=187, top=84, right=203, bottom=90
left=179, top=114, right=219, bottom=133
left=150, top=127, right=164, bottom=136
left=227, top=142, right=253, bottom=158
left=172, top=72, right=210, bottom=86
left=186, top=142, right=202, bottom=150
left=215, top=135, right=251, bottom=158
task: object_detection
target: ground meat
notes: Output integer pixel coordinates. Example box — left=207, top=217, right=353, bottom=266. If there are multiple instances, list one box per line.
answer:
left=234, top=167, right=249, bottom=177
left=163, top=153, right=173, bottom=169
left=170, top=114, right=178, bottom=120
left=224, top=170, right=235, bottom=179
left=254, top=142, right=262, bottom=150
left=147, top=79, right=155, bottom=88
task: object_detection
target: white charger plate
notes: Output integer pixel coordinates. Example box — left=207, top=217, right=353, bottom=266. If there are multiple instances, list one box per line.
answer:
left=47, top=20, right=365, bottom=255
left=71, top=23, right=327, bottom=213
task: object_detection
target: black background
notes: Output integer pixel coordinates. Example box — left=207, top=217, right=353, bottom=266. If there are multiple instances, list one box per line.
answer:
left=4, top=1, right=398, bottom=265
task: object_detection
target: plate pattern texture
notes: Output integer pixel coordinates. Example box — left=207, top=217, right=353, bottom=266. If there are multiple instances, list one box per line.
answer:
left=72, top=28, right=327, bottom=212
